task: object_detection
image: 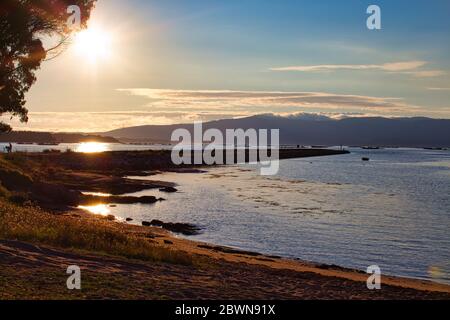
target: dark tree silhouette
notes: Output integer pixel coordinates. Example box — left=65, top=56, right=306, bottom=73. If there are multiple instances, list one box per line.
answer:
left=0, top=0, right=97, bottom=132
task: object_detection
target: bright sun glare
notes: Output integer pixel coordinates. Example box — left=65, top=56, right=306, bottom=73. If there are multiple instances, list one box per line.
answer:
left=74, top=27, right=112, bottom=63
left=76, top=142, right=109, bottom=153
left=78, top=204, right=110, bottom=216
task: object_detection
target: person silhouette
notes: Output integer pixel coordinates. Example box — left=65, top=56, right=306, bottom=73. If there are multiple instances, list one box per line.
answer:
left=5, top=142, right=13, bottom=153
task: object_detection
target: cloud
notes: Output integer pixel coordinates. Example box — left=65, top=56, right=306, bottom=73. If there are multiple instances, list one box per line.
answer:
left=118, top=88, right=419, bottom=114
left=3, top=89, right=447, bottom=132
left=427, top=87, right=450, bottom=91
left=1, top=111, right=253, bottom=132
left=399, top=70, right=446, bottom=78
left=269, top=61, right=444, bottom=78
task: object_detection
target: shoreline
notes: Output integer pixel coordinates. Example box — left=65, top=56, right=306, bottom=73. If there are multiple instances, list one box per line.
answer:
left=2, top=208, right=450, bottom=299
left=1, top=150, right=449, bottom=299
left=99, top=210, right=450, bottom=294
left=164, top=229, right=450, bottom=294
left=120, top=166, right=450, bottom=289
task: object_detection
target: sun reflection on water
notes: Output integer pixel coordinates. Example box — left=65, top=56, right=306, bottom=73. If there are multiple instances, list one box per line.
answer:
left=76, top=142, right=109, bottom=153
left=78, top=204, right=111, bottom=216
left=82, top=192, right=112, bottom=197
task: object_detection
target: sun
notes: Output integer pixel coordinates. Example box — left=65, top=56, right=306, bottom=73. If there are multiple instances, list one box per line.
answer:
left=74, top=27, right=113, bottom=64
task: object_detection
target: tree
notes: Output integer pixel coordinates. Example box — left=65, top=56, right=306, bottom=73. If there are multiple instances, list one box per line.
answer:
left=0, top=0, right=97, bottom=132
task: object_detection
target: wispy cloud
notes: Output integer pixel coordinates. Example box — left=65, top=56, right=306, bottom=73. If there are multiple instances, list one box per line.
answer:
left=118, top=88, right=419, bottom=114
left=398, top=70, right=446, bottom=78
left=427, top=87, right=450, bottom=91
left=4, top=89, right=447, bottom=132
left=5, top=107, right=450, bottom=133
left=1, top=111, right=252, bottom=132
left=270, top=61, right=444, bottom=78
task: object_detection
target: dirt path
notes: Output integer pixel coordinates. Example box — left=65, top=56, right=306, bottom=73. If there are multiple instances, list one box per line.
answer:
left=1, top=239, right=449, bottom=300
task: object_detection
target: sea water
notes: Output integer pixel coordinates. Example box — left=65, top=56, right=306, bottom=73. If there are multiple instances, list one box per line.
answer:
left=82, top=148, right=450, bottom=283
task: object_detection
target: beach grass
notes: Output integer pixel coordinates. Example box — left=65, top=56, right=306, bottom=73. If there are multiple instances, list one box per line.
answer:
left=0, top=201, right=193, bottom=266
left=0, top=153, right=194, bottom=267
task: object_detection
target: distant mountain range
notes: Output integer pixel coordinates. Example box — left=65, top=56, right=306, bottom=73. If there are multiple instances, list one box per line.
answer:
left=0, top=131, right=119, bottom=144
left=103, top=115, right=450, bottom=148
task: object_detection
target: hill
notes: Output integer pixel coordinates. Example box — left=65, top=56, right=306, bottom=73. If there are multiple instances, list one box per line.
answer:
left=0, top=131, right=119, bottom=144
left=103, top=115, right=450, bottom=148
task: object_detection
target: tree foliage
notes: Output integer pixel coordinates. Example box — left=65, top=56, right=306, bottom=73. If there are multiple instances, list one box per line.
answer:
left=0, top=0, right=96, bottom=132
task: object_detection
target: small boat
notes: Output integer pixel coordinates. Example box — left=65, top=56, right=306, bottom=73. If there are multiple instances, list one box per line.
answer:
left=362, top=157, right=370, bottom=161
left=362, top=146, right=380, bottom=150
left=423, top=147, right=444, bottom=151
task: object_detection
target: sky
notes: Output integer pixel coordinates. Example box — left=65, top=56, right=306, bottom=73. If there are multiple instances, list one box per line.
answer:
left=5, top=0, right=450, bottom=132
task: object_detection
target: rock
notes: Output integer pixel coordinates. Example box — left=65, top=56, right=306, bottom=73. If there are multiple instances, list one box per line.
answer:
left=151, top=220, right=200, bottom=235
left=138, top=196, right=161, bottom=203
left=163, top=222, right=200, bottom=235
left=126, top=217, right=133, bottom=222
left=164, top=240, right=173, bottom=245
left=81, top=195, right=162, bottom=206
left=30, top=182, right=81, bottom=207
left=159, top=186, right=178, bottom=193
left=149, top=219, right=164, bottom=226
left=143, top=219, right=201, bottom=235
left=197, top=244, right=261, bottom=256
left=108, top=195, right=159, bottom=204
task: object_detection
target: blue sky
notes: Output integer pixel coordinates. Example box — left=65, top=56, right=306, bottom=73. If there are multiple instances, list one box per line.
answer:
left=9, top=0, right=450, bottom=131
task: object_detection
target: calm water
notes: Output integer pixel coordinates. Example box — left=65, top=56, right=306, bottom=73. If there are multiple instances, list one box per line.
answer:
left=81, top=148, right=450, bottom=284
left=0, top=142, right=172, bottom=153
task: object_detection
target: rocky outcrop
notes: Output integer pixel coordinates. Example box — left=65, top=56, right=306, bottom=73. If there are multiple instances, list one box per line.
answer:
left=141, top=219, right=201, bottom=236
left=80, top=195, right=164, bottom=206
left=159, top=186, right=178, bottom=193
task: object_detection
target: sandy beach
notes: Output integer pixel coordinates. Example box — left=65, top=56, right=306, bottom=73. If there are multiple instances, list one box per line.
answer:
left=1, top=209, right=449, bottom=300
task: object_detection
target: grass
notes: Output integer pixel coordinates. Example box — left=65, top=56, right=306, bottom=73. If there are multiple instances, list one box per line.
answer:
left=1, top=154, right=32, bottom=199
left=0, top=201, right=193, bottom=266
left=0, top=155, right=204, bottom=299
left=0, top=154, right=196, bottom=266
